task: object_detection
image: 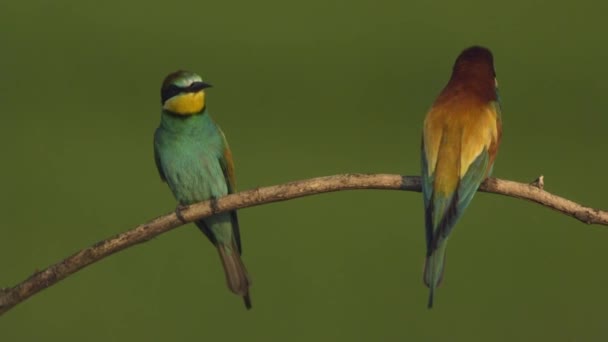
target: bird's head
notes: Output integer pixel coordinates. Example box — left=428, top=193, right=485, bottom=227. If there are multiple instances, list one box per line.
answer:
left=161, top=70, right=212, bottom=115
left=449, top=46, right=497, bottom=100
left=451, top=46, right=496, bottom=84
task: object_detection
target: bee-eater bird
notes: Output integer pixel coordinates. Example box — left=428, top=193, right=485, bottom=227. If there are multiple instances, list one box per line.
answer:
left=421, top=46, right=502, bottom=308
left=154, top=70, right=252, bottom=309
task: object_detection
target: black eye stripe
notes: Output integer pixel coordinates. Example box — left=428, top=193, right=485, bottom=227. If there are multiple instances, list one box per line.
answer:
left=160, top=81, right=208, bottom=104
left=161, top=84, right=185, bottom=104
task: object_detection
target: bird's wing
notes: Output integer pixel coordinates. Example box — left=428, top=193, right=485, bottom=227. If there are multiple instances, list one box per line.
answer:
left=486, top=101, right=502, bottom=172
left=421, top=138, right=436, bottom=249
left=218, top=132, right=242, bottom=254
left=422, top=149, right=460, bottom=251
left=153, top=130, right=167, bottom=182
left=220, top=144, right=237, bottom=193
left=422, top=107, right=461, bottom=252
left=423, top=104, right=499, bottom=251
left=455, top=148, right=490, bottom=218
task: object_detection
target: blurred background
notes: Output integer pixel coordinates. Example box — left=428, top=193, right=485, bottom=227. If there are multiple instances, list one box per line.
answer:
left=1, top=0, right=607, bottom=340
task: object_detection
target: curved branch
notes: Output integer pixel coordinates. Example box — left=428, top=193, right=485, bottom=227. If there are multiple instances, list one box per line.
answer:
left=1, top=174, right=606, bottom=316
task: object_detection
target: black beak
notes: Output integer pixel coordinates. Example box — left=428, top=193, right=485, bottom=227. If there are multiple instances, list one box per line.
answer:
left=189, top=81, right=212, bottom=92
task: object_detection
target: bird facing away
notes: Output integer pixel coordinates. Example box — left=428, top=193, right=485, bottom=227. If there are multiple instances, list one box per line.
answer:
left=421, top=46, right=502, bottom=308
left=154, top=70, right=252, bottom=309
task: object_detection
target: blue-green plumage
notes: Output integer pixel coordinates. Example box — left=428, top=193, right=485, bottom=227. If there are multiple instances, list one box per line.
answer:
left=155, top=111, right=228, bottom=204
left=154, top=71, right=251, bottom=309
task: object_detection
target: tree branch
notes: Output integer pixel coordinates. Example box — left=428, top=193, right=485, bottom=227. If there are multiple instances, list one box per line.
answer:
left=1, top=174, right=606, bottom=316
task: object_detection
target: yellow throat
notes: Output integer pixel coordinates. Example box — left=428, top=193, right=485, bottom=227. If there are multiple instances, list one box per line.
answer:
left=163, top=91, right=206, bottom=115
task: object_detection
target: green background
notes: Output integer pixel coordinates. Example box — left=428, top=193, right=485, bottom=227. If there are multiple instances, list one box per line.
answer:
left=2, top=0, right=607, bottom=340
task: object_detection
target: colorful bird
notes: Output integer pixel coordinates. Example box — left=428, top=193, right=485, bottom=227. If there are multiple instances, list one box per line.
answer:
left=154, top=70, right=252, bottom=309
left=421, top=46, right=502, bottom=308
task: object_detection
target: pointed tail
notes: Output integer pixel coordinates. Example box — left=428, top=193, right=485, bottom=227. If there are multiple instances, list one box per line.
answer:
left=423, top=241, right=448, bottom=309
left=217, top=242, right=252, bottom=310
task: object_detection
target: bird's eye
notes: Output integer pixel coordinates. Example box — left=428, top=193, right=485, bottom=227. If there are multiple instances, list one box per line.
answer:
left=168, top=85, right=183, bottom=96
left=161, top=84, right=184, bottom=103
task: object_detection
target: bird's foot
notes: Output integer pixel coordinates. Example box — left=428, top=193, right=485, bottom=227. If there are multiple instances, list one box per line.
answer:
left=175, top=204, right=189, bottom=223
left=210, top=197, right=220, bottom=215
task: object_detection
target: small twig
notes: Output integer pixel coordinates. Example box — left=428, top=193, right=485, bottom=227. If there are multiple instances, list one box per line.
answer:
left=530, top=175, right=545, bottom=190
left=0, top=173, right=606, bottom=316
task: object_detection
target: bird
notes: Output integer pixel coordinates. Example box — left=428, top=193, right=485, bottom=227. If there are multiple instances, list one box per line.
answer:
left=154, top=70, right=252, bottom=309
left=421, top=46, right=502, bottom=308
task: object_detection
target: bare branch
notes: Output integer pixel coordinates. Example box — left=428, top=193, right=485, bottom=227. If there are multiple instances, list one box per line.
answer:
left=1, top=174, right=606, bottom=316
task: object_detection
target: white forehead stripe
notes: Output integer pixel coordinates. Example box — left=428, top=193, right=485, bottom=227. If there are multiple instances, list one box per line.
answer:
left=174, top=74, right=203, bottom=88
